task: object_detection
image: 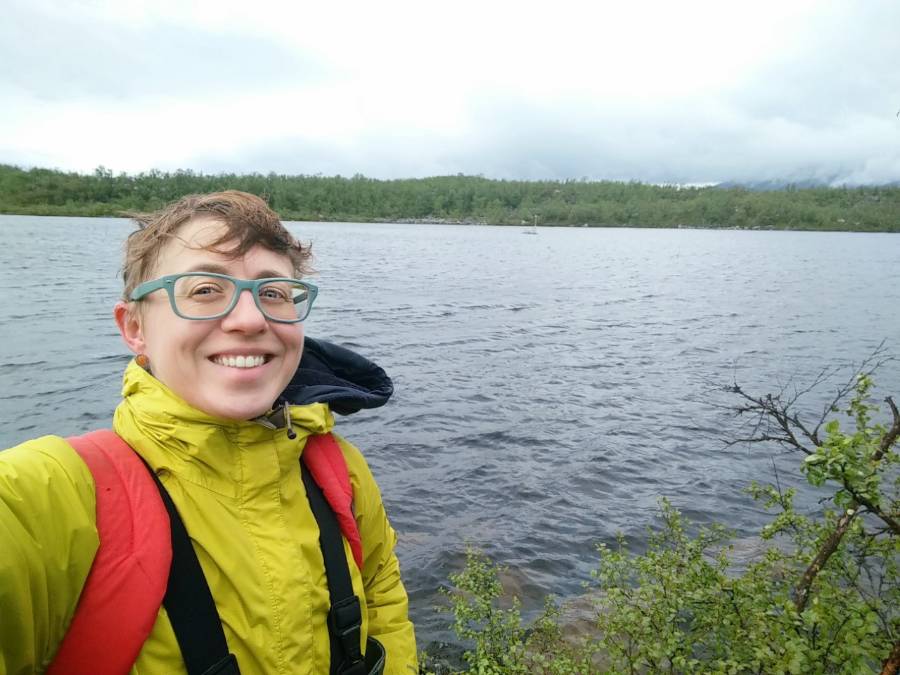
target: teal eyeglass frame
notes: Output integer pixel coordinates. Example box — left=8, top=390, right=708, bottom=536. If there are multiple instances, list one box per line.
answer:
left=130, top=272, right=318, bottom=323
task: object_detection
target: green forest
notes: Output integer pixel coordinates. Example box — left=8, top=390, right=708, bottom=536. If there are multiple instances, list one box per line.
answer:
left=1, top=164, right=898, bottom=231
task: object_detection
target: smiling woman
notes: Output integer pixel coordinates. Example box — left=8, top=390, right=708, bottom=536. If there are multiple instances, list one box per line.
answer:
left=0, top=191, right=417, bottom=674
left=115, top=214, right=309, bottom=420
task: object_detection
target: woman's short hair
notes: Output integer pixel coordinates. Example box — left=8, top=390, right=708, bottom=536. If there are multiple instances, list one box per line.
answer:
left=121, top=191, right=313, bottom=299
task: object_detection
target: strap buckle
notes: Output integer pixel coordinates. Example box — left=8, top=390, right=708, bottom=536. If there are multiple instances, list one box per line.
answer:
left=200, top=653, right=240, bottom=675
left=329, top=596, right=365, bottom=673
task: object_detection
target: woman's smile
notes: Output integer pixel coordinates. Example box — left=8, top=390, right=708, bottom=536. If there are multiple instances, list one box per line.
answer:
left=210, top=354, right=269, bottom=368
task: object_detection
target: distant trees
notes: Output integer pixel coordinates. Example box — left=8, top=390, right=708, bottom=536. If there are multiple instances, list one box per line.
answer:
left=0, top=164, right=897, bottom=231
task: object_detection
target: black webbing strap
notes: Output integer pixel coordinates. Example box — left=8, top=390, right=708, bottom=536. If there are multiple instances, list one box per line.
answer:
left=136, top=455, right=370, bottom=675
left=301, top=465, right=368, bottom=675
left=142, top=461, right=241, bottom=675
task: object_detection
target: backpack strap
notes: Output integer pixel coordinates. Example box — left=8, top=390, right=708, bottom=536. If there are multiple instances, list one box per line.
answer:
left=48, top=430, right=172, bottom=675
left=141, top=457, right=241, bottom=675
left=302, top=433, right=364, bottom=569
left=150, top=432, right=367, bottom=675
left=51, top=430, right=367, bottom=675
left=302, top=467, right=367, bottom=675
left=302, top=433, right=372, bottom=674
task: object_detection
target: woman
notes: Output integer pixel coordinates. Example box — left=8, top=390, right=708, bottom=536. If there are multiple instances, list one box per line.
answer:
left=0, top=191, right=417, bottom=674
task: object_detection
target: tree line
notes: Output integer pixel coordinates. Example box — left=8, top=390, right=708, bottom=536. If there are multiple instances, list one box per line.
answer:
left=1, top=164, right=898, bottom=232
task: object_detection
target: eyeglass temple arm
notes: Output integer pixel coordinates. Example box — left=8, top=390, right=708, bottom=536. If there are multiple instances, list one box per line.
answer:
left=130, top=278, right=169, bottom=300
left=292, top=285, right=317, bottom=305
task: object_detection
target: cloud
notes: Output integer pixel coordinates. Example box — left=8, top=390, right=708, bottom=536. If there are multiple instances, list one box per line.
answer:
left=0, top=0, right=328, bottom=100
left=1, top=0, right=898, bottom=184
left=193, top=89, right=898, bottom=186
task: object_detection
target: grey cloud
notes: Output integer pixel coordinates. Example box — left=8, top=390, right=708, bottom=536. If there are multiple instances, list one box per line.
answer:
left=723, top=4, right=900, bottom=128
left=5, top=1, right=898, bottom=185
left=195, top=90, right=899, bottom=186
left=187, top=2, right=900, bottom=187
left=1, top=2, right=329, bottom=100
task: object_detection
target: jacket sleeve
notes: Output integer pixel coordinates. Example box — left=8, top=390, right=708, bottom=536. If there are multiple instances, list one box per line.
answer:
left=336, top=437, right=418, bottom=675
left=0, top=436, right=99, bottom=675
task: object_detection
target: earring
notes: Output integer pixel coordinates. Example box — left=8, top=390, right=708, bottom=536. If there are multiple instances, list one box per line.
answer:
left=135, top=354, right=150, bottom=369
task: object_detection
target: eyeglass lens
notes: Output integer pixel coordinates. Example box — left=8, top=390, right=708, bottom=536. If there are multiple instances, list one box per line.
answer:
left=172, top=275, right=311, bottom=321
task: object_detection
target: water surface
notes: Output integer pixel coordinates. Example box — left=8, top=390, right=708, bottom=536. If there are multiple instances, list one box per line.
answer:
left=1, top=216, right=898, bottom=645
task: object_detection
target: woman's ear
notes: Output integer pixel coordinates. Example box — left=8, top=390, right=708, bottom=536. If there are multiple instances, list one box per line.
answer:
left=114, top=301, right=146, bottom=355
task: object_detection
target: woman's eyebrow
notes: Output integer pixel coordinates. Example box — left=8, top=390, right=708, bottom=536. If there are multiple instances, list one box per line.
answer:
left=181, top=263, right=292, bottom=279
left=183, top=263, right=231, bottom=275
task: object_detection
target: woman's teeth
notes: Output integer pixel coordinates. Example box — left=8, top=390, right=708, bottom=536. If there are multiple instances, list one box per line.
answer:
left=213, top=355, right=267, bottom=368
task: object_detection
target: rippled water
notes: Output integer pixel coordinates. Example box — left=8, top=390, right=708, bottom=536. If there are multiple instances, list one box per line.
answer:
left=1, top=215, right=899, bottom=647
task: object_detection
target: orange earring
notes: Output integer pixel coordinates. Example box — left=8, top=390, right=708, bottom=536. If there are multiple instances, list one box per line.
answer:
left=135, top=354, right=150, bottom=369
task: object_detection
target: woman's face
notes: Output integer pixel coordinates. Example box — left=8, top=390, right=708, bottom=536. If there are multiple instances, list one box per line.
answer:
left=115, top=217, right=305, bottom=420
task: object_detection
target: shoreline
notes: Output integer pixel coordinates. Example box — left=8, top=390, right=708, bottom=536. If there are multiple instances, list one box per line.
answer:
left=0, top=210, right=896, bottom=234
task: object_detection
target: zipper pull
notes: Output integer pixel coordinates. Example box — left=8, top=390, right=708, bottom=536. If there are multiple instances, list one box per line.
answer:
left=284, top=401, right=297, bottom=440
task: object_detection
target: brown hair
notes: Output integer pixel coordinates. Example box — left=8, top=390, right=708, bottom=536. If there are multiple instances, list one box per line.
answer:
left=121, top=191, right=313, bottom=298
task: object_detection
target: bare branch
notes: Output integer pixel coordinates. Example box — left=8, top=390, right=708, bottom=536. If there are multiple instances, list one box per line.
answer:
left=725, top=435, right=809, bottom=451
left=810, top=367, right=861, bottom=442
left=727, top=383, right=817, bottom=454
left=771, top=458, right=784, bottom=502
left=790, top=365, right=843, bottom=445
left=810, top=342, right=893, bottom=442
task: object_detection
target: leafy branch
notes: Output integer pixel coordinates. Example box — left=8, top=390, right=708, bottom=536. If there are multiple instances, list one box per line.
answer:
left=431, top=354, right=898, bottom=674
left=726, top=351, right=899, bottom=673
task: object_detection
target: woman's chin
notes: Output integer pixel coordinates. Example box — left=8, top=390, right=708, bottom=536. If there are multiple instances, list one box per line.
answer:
left=221, top=400, right=274, bottom=421
left=189, top=391, right=276, bottom=421
left=198, top=360, right=286, bottom=419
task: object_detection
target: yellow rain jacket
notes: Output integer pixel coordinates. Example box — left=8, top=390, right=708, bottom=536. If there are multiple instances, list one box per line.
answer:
left=0, top=357, right=417, bottom=674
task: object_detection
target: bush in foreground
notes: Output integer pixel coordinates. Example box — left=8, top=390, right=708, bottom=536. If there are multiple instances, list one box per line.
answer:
left=426, top=360, right=899, bottom=674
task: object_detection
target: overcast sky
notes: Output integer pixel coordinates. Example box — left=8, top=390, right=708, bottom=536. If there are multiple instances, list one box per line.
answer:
left=2, top=0, right=898, bottom=185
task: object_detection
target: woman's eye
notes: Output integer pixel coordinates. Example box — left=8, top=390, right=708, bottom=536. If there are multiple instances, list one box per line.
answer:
left=260, top=287, right=288, bottom=301
left=191, top=284, right=223, bottom=296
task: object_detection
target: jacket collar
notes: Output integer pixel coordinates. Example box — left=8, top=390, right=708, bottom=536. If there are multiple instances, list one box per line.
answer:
left=111, top=337, right=391, bottom=497
left=113, top=361, right=334, bottom=498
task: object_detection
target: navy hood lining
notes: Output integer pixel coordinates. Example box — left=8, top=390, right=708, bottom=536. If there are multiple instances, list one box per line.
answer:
left=280, top=337, right=393, bottom=416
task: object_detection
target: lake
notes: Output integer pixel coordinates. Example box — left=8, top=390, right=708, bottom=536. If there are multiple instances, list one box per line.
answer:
left=1, top=215, right=899, bottom=647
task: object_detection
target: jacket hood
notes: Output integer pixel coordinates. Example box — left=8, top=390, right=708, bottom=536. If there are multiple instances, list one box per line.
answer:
left=279, top=336, right=394, bottom=416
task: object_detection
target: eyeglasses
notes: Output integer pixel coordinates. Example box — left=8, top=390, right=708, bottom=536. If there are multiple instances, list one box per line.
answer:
left=130, top=273, right=318, bottom=323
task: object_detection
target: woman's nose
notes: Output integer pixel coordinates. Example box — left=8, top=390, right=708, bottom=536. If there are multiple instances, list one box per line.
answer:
left=221, top=289, right=267, bottom=331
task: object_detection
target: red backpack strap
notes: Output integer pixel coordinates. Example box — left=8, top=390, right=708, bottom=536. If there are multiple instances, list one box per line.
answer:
left=48, top=430, right=172, bottom=675
left=302, top=433, right=364, bottom=569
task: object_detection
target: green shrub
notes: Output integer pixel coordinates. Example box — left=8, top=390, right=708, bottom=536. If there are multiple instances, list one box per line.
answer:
left=432, top=366, right=899, bottom=674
